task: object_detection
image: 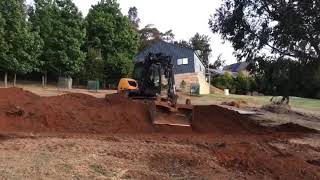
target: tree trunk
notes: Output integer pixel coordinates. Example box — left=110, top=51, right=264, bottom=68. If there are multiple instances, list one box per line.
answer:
left=13, top=73, right=16, bottom=87
left=4, top=72, right=7, bottom=88
left=42, top=71, right=48, bottom=88
left=45, top=71, right=47, bottom=87
left=67, top=76, right=73, bottom=89
left=42, top=74, right=45, bottom=88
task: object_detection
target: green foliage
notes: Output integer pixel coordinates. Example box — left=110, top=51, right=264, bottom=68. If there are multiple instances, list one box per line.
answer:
left=234, top=72, right=253, bottom=95
left=210, top=0, right=320, bottom=98
left=209, top=54, right=226, bottom=69
left=180, top=80, right=187, bottom=89
left=0, top=14, right=8, bottom=67
left=174, top=40, right=192, bottom=49
left=0, top=0, right=42, bottom=74
left=86, top=0, right=139, bottom=84
left=85, top=46, right=104, bottom=81
left=174, top=33, right=212, bottom=67
left=30, top=0, right=86, bottom=77
left=212, top=72, right=234, bottom=90
left=139, top=24, right=174, bottom=51
left=128, top=6, right=140, bottom=29
left=190, top=33, right=211, bottom=66
left=212, top=72, right=255, bottom=95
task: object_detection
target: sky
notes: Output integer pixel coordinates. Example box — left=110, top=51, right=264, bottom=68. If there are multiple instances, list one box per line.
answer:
left=26, top=0, right=236, bottom=65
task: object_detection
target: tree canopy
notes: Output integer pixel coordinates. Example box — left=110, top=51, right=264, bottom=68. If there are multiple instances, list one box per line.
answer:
left=86, top=0, right=140, bottom=84
left=174, top=33, right=212, bottom=67
left=128, top=6, right=140, bottom=29
left=190, top=33, right=212, bottom=67
left=210, top=0, right=320, bottom=98
left=209, top=54, right=226, bottom=69
left=0, top=0, right=42, bottom=75
left=30, top=0, right=86, bottom=77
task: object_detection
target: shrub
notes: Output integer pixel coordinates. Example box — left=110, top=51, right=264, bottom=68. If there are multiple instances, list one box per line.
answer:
left=212, top=71, right=257, bottom=95
left=180, top=80, right=187, bottom=90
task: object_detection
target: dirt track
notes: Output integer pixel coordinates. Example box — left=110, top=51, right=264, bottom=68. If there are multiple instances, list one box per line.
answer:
left=0, top=88, right=319, bottom=179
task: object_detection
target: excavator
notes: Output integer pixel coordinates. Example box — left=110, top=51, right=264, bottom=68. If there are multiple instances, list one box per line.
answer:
left=118, top=53, right=192, bottom=126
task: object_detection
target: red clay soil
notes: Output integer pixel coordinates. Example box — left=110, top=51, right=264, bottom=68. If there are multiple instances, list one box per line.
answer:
left=213, top=141, right=320, bottom=179
left=0, top=88, right=319, bottom=179
left=0, top=88, right=154, bottom=134
left=191, top=105, right=268, bottom=134
left=0, top=88, right=317, bottom=135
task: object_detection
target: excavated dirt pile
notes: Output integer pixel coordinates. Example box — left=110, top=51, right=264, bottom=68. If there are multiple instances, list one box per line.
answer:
left=0, top=88, right=154, bottom=134
left=192, top=105, right=264, bottom=134
left=0, top=88, right=316, bottom=135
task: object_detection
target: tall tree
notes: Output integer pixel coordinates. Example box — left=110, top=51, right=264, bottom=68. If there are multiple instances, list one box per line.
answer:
left=128, top=6, right=140, bottom=29
left=190, top=33, right=212, bottom=66
left=139, top=24, right=162, bottom=51
left=174, top=40, right=192, bottom=49
left=0, top=0, right=42, bottom=87
left=161, top=30, right=175, bottom=42
left=30, top=0, right=85, bottom=86
left=139, top=24, right=175, bottom=51
left=0, top=14, right=8, bottom=84
left=86, top=0, right=139, bottom=84
left=84, top=38, right=104, bottom=81
left=210, top=0, right=320, bottom=99
left=209, top=54, right=226, bottom=69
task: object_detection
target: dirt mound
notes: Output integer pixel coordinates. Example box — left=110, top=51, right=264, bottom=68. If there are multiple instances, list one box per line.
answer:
left=221, top=100, right=248, bottom=108
left=275, top=123, right=319, bottom=133
left=262, top=104, right=291, bottom=114
left=192, top=105, right=263, bottom=134
left=0, top=88, right=317, bottom=135
left=213, top=142, right=320, bottom=179
left=0, top=88, right=154, bottom=134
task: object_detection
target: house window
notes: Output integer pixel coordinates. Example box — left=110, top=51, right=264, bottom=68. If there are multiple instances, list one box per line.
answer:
left=177, top=58, right=188, bottom=65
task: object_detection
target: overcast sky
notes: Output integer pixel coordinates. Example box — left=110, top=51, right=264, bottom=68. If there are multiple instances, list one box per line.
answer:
left=26, top=0, right=236, bottom=64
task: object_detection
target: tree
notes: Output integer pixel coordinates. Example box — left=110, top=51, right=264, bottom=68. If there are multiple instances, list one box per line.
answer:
left=85, top=38, right=104, bottom=81
left=210, top=0, right=320, bottom=99
left=0, top=14, right=8, bottom=84
left=161, top=30, right=175, bottom=42
left=174, top=40, right=192, bottom=49
left=0, top=0, right=42, bottom=87
left=209, top=54, right=226, bottom=69
left=190, top=33, right=212, bottom=66
left=139, top=24, right=162, bottom=50
left=212, top=72, right=234, bottom=90
left=86, top=0, right=139, bottom=84
left=30, top=0, right=85, bottom=87
left=128, top=6, right=140, bottom=29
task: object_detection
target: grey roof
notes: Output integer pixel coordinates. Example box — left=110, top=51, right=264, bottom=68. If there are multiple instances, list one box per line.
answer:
left=208, top=68, right=236, bottom=76
left=223, top=62, right=249, bottom=72
left=136, top=41, right=195, bottom=61
left=135, top=41, right=203, bottom=74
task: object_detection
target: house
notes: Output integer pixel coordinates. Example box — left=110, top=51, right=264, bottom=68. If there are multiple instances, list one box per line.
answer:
left=136, top=41, right=210, bottom=94
left=223, top=62, right=249, bottom=74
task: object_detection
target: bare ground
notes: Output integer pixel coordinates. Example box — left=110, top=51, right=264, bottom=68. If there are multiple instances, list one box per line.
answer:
left=0, top=86, right=319, bottom=179
left=0, top=133, right=319, bottom=180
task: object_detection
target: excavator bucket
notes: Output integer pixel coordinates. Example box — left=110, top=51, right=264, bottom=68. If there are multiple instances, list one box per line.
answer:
left=149, top=100, right=193, bottom=127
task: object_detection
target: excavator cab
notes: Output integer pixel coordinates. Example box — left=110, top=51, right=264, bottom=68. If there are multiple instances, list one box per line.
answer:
left=131, top=62, right=162, bottom=97
left=117, top=53, right=192, bottom=126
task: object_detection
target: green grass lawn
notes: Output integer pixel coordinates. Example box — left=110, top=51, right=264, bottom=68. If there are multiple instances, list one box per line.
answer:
left=206, top=94, right=320, bottom=112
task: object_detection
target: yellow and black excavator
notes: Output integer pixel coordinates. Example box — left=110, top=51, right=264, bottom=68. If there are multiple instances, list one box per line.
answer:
left=118, top=53, right=192, bottom=126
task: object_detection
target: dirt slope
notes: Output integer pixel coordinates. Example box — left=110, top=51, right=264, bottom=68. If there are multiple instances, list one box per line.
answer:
left=0, top=88, right=154, bottom=134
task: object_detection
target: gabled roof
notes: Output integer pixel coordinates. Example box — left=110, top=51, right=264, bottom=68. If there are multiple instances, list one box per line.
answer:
left=223, top=62, right=249, bottom=73
left=136, top=41, right=205, bottom=66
